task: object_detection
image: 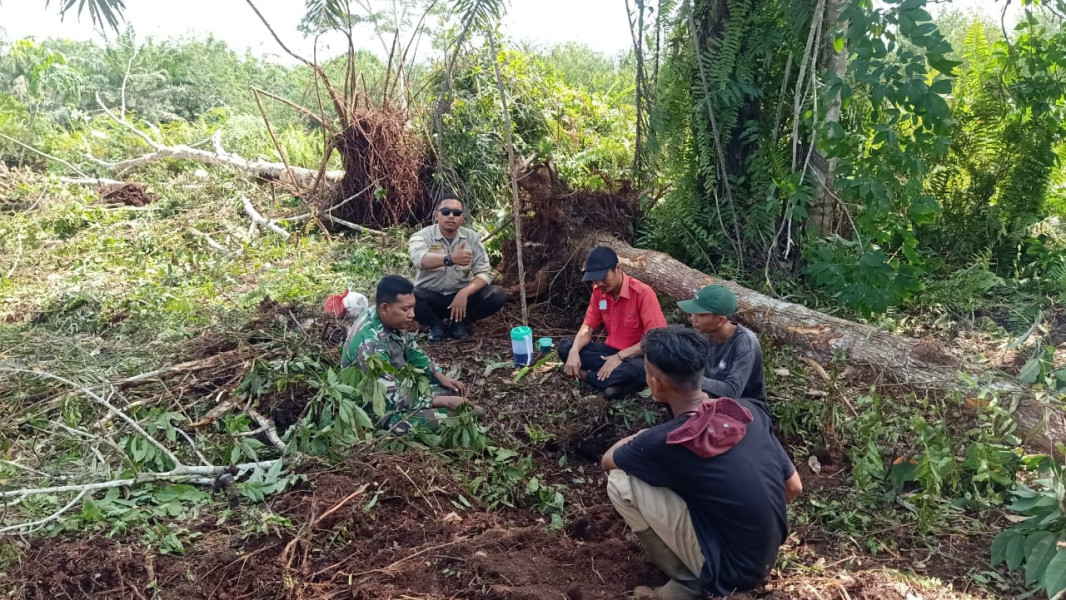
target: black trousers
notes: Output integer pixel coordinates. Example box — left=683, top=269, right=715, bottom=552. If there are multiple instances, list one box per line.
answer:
left=557, top=339, right=647, bottom=391
left=413, top=285, right=507, bottom=326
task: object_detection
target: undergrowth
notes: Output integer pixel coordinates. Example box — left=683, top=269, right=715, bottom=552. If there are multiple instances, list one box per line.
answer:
left=0, top=166, right=1051, bottom=598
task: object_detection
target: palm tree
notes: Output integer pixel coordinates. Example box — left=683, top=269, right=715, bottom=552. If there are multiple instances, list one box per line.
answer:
left=45, top=0, right=127, bottom=32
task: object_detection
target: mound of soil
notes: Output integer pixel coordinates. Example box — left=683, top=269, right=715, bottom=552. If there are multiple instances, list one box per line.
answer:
left=99, top=182, right=156, bottom=206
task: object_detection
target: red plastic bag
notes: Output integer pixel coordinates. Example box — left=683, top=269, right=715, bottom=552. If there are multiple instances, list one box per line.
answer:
left=324, top=290, right=348, bottom=317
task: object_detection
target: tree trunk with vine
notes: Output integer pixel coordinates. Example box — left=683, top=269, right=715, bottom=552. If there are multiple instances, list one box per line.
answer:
left=808, top=0, right=847, bottom=236
left=627, top=0, right=648, bottom=180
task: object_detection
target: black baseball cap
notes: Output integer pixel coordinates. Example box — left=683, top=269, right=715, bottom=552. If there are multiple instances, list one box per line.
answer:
left=583, top=246, right=619, bottom=282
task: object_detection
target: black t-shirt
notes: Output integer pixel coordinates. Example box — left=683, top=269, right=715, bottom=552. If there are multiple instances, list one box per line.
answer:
left=613, top=398, right=794, bottom=596
left=701, top=324, right=766, bottom=401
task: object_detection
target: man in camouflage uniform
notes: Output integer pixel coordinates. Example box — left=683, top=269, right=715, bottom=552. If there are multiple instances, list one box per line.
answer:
left=342, top=275, right=469, bottom=431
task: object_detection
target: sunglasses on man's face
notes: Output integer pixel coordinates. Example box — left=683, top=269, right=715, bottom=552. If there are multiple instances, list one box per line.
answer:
left=438, top=208, right=464, bottom=217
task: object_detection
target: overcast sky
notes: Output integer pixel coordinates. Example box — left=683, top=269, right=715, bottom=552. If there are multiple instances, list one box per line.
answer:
left=0, top=0, right=1022, bottom=63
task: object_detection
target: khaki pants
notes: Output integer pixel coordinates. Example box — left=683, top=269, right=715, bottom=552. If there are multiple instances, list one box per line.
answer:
left=606, top=469, right=706, bottom=576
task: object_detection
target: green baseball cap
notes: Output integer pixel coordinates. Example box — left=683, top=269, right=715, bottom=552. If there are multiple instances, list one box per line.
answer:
left=677, top=284, right=738, bottom=316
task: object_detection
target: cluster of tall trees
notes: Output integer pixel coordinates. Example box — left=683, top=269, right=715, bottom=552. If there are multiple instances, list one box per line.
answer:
left=630, top=0, right=1066, bottom=316
left=6, top=0, right=1066, bottom=319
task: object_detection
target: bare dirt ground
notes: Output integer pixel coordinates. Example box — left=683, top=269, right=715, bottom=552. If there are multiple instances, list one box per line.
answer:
left=4, top=303, right=1011, bottom=600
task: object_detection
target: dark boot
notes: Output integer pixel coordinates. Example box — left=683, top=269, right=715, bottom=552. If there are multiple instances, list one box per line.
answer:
left=631, top=529, right=702, bottom=600
left=450, top=321, right=470, bottom=341
left=605, top=383, right=642, bottom=401
left=428, top=324, right=447, bottom=343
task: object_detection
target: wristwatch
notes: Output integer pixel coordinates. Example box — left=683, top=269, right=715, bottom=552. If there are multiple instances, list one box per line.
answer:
left=444, top=255, right=454, bottom=267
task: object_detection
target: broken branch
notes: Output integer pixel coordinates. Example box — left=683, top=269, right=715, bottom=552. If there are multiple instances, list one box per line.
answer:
left=97, top=93, right=162, bottom=150
left=246, top=407, right=286, bottom=452
left=0, top=489, right=90, bottom=535
left=253, top=87, right=334, bottom=133
left=242, top=195, right=291, bottom=239
left=323, top=214, right=387, bottom=237
left=0, top=367, right=182, bottom=468
left=0, top=460, right=283, bottom=501
left=0, top=132, right=90, bottom=178
left=189, top=227, right=238, bottom=256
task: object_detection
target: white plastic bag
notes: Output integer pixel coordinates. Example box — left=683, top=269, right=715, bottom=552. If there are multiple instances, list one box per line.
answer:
left=342, top=284, right=368, bottom=320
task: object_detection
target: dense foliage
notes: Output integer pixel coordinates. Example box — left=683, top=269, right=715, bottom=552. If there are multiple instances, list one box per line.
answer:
left=3, top=1, right=1066, bottom=596
left=635, top=0, right=1066, bottom=323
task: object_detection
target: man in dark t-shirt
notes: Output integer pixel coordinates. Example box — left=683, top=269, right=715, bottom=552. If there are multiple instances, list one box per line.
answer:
left=601, top=327, right=802, bottom=599
left=678, top=284, right=766, bottom=403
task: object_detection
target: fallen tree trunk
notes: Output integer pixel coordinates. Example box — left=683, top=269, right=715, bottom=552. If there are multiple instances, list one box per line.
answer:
left=87, top=96, right=345, bottom=186
left=87, top=137, right=344, bottom=186
left=81, top=96, right=422, bottom=229
left=580, top=233, right=1064, bottom=454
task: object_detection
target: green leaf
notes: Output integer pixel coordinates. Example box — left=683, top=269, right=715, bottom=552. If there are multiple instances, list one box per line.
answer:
left=338, top=400, right=353, bottom=426
left=929, top=56, right=963, bottom=74
left=1019, top=357, right=1044, bottom=384
left=833, top=36, right=845, bottom=53
left=363, top=492, right=380, bottom=513
left=483, top=361, right=513, bottom=376
left=49, top=0, right=127, bottom=32
left=1007, top=532, right=1027, bottom=571
left=1024, top=532, right=1058, bottom=585
left=265, top=459, right=284, bottom=481
left=929, top=79, right=952, bottom=95
left=371, top=386, right=386, bottom=417
left=909, top=8, right=932, bottom=22
left=351, top=404, right=373, bottom=429
left=155, top=484, right=206, bottom=503
left=160, top=500, right=183, bottom=518
left=1014, top=483, right=1041, bottom=499
left=494, top=448, right=519, bottom=462
left=80, top=498, right=104, bottom=522
left=1011, top=494, right=1058, bottom=514
left=131, top=438, right=146, bottom=463
left=909, top=195, right=939, bottom=225
left=1044, top=550, right=1066, bottom=598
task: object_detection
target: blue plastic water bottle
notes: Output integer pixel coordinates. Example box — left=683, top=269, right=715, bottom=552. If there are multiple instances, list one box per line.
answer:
left=510, top=326, right=533, bottom=366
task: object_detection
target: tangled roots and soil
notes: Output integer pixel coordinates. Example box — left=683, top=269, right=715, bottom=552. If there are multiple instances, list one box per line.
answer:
left=324, top=109, right=430, bottom=229
left=498, top=164, right=640, bottom=309
left=99, top=182, right=156, bottom=207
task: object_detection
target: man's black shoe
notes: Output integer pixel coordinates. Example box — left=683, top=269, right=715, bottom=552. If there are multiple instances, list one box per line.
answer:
left=604, top=384, right=637, bottom=401
left=450, top=321, right=471, bottom=341
left=428, top=324, right=447, bottom=343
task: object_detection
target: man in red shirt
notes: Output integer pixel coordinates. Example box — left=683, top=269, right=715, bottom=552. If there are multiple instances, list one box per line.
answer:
left=558, top=246, right=668, bottom=399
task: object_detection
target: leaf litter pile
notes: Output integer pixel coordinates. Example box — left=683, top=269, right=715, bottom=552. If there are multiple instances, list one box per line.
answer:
left=3, top=297, right=1003, bottom=600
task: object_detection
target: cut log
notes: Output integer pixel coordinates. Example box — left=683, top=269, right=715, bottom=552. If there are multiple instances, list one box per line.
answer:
left=580, top=232, right=1064, bottom=454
